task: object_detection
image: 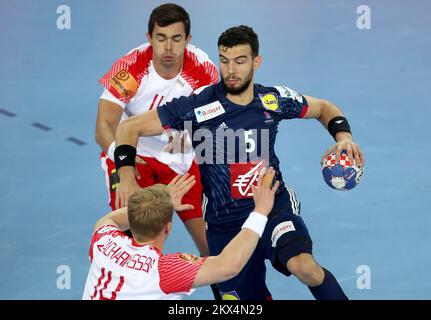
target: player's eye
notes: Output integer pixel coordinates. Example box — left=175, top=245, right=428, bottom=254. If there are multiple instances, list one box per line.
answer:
left=173, top=36, right=182, bottom=42
left=156, top=36, right=166, bottom=42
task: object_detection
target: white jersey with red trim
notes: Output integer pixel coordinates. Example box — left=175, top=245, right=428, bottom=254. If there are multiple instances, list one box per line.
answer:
left=83, top=225, right=205, bottom=300
left=99, top=43, right=219, bottom=173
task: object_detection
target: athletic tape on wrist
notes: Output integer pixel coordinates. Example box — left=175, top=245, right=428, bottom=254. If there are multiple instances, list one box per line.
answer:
left=241, top=211, right=268, bottom=238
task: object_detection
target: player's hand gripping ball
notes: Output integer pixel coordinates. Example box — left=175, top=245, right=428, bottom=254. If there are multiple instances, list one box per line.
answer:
left=321, top=150, right=364, bottom=190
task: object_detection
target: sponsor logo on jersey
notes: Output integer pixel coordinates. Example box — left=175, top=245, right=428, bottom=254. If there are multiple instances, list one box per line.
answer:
left=230, top=160, right=266, bottom=199
left=259, top=93, right=281, bottom=113
left=263, top=111, right=274, bottom=124
left=110, top=69, right=139, bottom=99
left=194, top=101, right=226, bottom=123
left=217, top=121, right=229, bottom=129
left=179, top=253, right=200, bottom=264
left=271, top=221, right=296, bottom=247
left=221, top=290, right=240, bottom=300
left=274, top=86, right=303, bottom=103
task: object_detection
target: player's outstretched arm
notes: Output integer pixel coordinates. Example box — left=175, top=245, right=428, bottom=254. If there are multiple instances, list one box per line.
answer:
left=114, top=109, right=165, bottom=209
left=303, top=95, right=364, bottom=167
left=114, top=108, right=164, bottom=157
left=115, top=109, right=164, bottom=147
left=192, top=168, right=280, bottom=288
left=93, top=207, right=129, bottom=232
left=96, top=99, right=146, bottom=166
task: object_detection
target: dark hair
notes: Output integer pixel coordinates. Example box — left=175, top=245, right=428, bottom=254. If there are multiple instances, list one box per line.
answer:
left=218, top=25, right=259, bottom=57
left=148, top=3, right=191, bottom=37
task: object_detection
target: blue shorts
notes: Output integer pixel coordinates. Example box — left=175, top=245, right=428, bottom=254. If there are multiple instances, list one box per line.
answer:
left=206, top=188, right=313, bottom=300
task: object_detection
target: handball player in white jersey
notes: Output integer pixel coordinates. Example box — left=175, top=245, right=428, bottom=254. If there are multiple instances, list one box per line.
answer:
left=95, top=4, right=218, bottom=259
left=83, top=169, right=279, bottom=300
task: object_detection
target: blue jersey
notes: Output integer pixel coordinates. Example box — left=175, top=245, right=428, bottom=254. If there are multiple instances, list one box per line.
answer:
left=157, top=82, right=308, bottom=229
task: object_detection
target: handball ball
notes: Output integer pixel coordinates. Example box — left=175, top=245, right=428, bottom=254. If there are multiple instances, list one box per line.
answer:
left=321, top=150, right=364, bottom=191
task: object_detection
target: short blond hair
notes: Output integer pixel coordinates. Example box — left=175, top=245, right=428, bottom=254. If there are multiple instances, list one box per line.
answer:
left=127, top=184, right=174, bottom=241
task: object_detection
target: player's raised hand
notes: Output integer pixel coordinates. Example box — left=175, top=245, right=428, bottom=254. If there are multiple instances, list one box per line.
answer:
left=167, top=173, right=196, bottom=212
left=252, top=167, right=280, bottom=216
left=115, top=167, right=142, bottom=209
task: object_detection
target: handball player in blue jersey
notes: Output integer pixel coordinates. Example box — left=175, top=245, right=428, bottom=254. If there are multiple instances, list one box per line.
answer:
left=113, top=25, right=364, bottom=300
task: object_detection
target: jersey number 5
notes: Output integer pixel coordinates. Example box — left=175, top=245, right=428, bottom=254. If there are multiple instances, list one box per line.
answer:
left=245, top=130, right=256, bottom=153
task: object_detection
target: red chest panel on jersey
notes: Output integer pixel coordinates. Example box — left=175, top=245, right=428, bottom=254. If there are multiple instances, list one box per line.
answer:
left=230, top=160, right=266, bottom=199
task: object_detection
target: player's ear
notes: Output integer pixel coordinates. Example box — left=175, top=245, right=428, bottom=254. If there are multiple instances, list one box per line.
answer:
left=165, top=222, right=172, bottom=235
left=146, top=32, right=152, bottom=43
left=253, top=55, right=262, bottom=70
left=185, top=34, right=192, bottom=45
